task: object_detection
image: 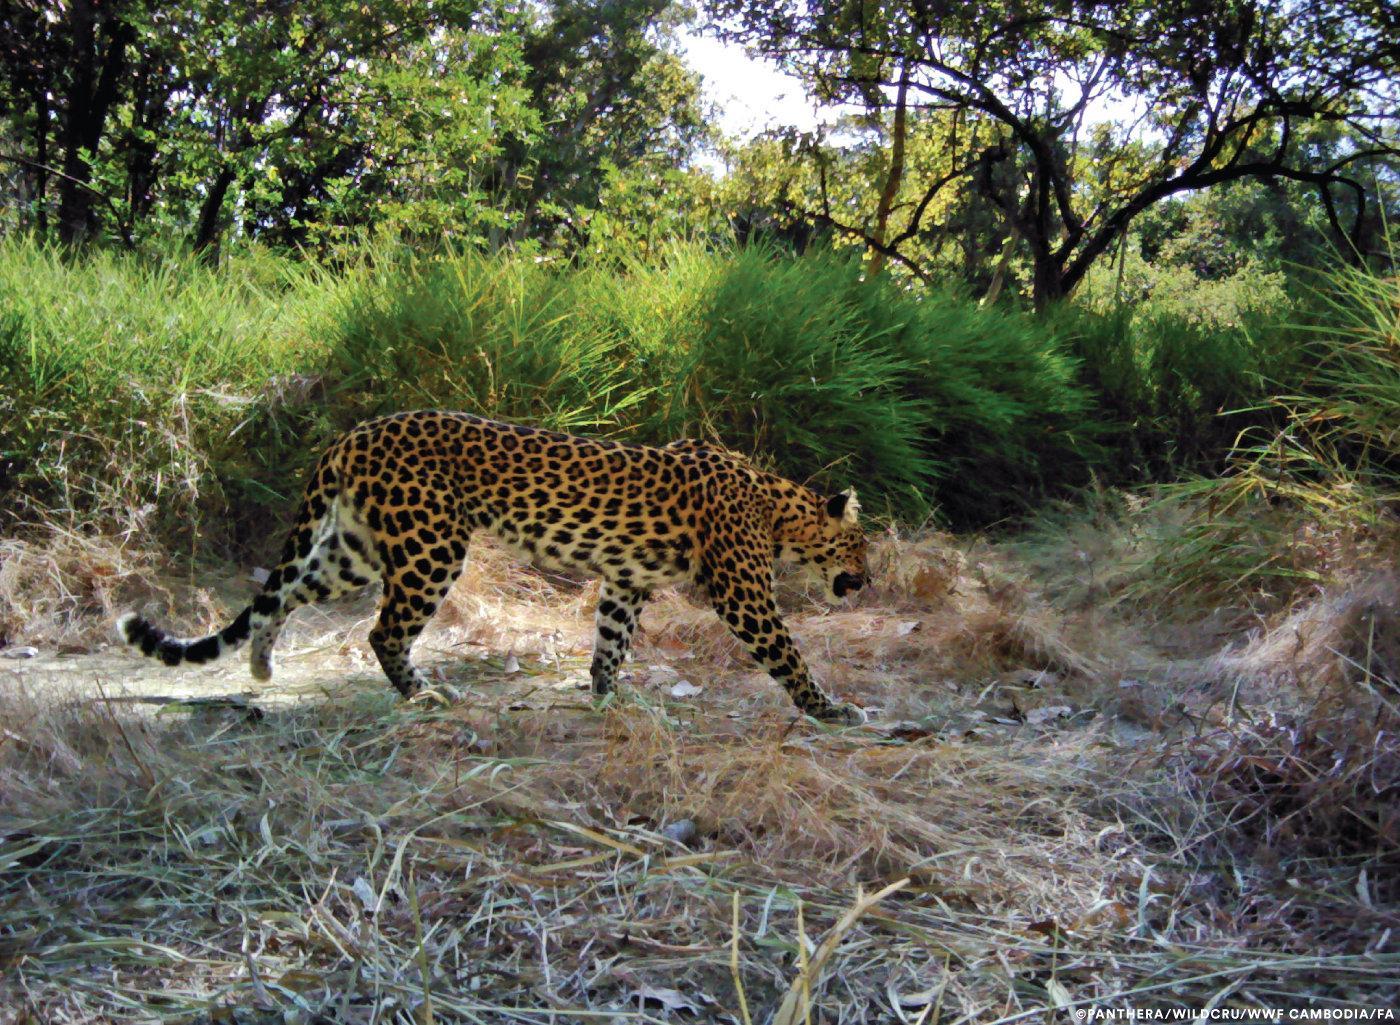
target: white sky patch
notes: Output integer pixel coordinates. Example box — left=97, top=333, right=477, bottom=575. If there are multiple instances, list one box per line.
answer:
left=680, top=30, right=840, bottom=140
left=680, top=28, right=1148, bottom=155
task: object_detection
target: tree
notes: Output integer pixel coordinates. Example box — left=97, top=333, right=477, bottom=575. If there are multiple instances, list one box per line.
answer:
left=0, top=0, right=710, bottom=255
left=487, top=0, right=712, bottom=249
left=719, top=106, right=1014, bottom=290
left=0, top=0, right=137, bottom=244
left=708, top=0, right=1400, bottom=305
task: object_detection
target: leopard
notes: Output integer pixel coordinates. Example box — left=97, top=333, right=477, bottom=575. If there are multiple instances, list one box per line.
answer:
left=117, top=411, right=870, bottom=721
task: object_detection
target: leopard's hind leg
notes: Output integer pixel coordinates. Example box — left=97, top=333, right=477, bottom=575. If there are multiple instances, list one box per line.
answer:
left=368, top=547, right=466, bottom=697
left=250, top=495, right=380, bottom=680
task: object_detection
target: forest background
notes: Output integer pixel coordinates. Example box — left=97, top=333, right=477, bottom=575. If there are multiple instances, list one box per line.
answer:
left=3, top=4, right=1400, bottom=1018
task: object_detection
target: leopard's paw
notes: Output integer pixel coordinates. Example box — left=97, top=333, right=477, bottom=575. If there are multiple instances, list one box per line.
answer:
left=810, top=700, right=868, bottom=726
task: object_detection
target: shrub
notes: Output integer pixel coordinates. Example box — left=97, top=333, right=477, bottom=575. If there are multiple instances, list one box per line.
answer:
left=0, top=238, right=1136, bottom=556
left=1048, top=301, right=1304, bottom=483
left=593, top=246, right=942, bottom=519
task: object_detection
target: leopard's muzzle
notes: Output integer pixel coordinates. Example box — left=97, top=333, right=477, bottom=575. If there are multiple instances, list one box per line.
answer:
left=832, top=572, right=865, bottom=598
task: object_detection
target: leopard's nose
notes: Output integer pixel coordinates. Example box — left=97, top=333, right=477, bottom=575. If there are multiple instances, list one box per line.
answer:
left=833, top=572, right=864, bottom=597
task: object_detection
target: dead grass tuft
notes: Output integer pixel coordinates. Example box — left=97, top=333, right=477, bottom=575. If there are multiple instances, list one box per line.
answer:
left=1207, top=570, right=1400, bottom=708
left=0, top=525, right=221, bottom=650
left=1108, top=565, right=1400, bottom=965
left=1141, top=708, right=1400, bottom=959
left=4, top=529, right=1398, bottom=1019
left=452, top=701, right=1112, bottom=904
left=1186, top=714, right=1399, bottom=869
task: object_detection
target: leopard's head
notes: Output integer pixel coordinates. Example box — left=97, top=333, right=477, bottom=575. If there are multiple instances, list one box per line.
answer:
left=775, top=487, right=869, bottom=602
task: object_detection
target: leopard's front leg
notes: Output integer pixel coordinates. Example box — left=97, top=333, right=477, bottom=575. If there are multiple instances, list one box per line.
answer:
left=700, top=552, right=851, bottom=722
left=590, top=580, right=648, bottom=696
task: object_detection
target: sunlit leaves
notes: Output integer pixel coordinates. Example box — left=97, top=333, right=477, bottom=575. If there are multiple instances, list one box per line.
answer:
left=0, top=0, right=711, bottom=255
left=706, top=0, right=1399, bottom=304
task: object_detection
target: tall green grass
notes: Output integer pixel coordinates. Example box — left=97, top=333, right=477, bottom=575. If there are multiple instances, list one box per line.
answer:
left=1289, top=259, right=1400, bottom=488
left=580, top=247, right=943, bottom=513
left=1105, top=260, right=1400, bottom=610
left=1047, top=303, right=1305, bottom=482
left=4, top=235, right=1308, bottom=561
left=0, top=242, right=326, bottom=550
left=307, top=245, right=1095, bottom=523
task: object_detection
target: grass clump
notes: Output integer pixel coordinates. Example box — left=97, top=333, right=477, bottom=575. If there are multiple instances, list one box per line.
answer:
left=0, top=240, right=323, bottom=553
left=1016, top=257, right=1400, bottom=618
left=582, top=246, right=947, bottom=518
left=312, top=244, right=1097, bottom=524
left=2, top=239, right=1104, bottom=556
left=5, top=234, right=1386, bottom=567
left=1049, top=304, right=1302, bottom=483
left=5, top=530, right=1397, bottom=1019
left=889, top=287, right=1096, bottom=525
left=318, top=250, right=648, bottom=433
left=1137, top=592, right=1400, bottom=960
left=1125, top=262, right=1400, bottom=612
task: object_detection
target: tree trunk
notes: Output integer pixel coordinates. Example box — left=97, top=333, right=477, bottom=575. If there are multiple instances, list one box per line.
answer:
left=190, top=94, right=273, bottom=257
left=55, top=0, right=133, bottom=245
left=1030, top=249, right=1066, bottom=309
left=193, top=166, right=237, bottom=260
left=980, top=222, right=1020, bottom=306
left=866, top=63, right=910, bottom=279
left=124, top=55, right=170, bottom=225
left=55, top=0, right=98, bottom=243
left=32, top=87, right=50, bottom=234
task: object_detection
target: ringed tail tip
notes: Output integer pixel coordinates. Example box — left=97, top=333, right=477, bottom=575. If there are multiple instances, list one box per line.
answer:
left=116, top=611, right=142, bottom=644
left=116, top=606, right=255, bottom=669
left=116, top=611, right=181, bottom=663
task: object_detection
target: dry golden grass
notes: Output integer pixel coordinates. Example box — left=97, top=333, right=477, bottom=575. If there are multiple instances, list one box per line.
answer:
left=1205, top=570, right=1400, bottom=707
left=2, top=531, right=1397, bottom=1021
left=0, top=523, right=234, bottom=652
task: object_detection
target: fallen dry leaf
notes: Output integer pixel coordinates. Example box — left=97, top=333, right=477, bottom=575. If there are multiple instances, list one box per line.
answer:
left=631, top=984, right=701, bottom=1014
left=1026, top=705, right=1072, bottom=726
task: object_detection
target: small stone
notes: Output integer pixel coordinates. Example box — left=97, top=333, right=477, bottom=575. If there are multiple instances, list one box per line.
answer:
left=1026, top=704, right=1073, bottom=725
left=661, top=818, right=697, bottom=845
left=1, top=646, right=38, bottom=659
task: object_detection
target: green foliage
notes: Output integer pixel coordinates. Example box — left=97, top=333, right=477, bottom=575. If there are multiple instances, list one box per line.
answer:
left=1045, top=295, right=1306, bottom=482
left=580, top=245, right=944, bottom=515
left=315, top=251, right=655, bottom=433
left=1111, top=256, right=1400, bottom=610
left=1288, top=259, right=1400, bottom=488
left=2, top=239, right=1106, bottom=555
left=1077, top=249, right=1291, bottom=331
left=0, top=239, right=318, bottom=548
left=885, top=289, right=1098, bottom=524
left=712, top=0, right=1399, bottom=305
left=8, top=234, right=1397, bottom=577
left=0, top=0, right=712, bottom=256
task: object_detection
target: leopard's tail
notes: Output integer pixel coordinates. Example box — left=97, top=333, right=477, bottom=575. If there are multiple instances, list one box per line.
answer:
left=116, top=447, right=371, bottom=680
left=116, top=605, right=256, bottom=669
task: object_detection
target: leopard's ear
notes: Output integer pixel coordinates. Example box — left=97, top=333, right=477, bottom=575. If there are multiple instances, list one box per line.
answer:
left=825, top=488, right=861, bottom=526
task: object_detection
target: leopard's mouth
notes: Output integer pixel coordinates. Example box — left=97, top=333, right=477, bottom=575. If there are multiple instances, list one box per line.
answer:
left=832, top=571, right=865, bottom=598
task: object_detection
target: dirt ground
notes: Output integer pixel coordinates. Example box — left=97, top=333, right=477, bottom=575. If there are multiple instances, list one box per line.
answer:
left=5, top=523, right=1159, bottom=716
left=2, top=537, right=1170, bottom=761
left=3, top=534, right=1395, bottom=1022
